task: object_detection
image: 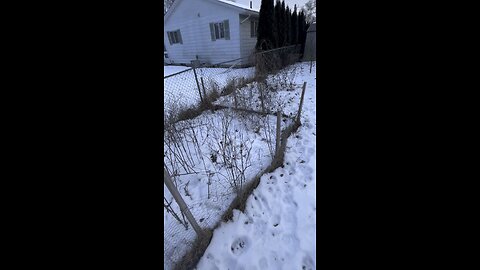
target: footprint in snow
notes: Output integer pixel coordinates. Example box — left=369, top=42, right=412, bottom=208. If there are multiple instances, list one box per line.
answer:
left=299, top=165, right=314, bottom=176
left=301, top=254, right=316, bottom=270
left=271, top=214, right=281, bottom=227
left=230, top=236, right=249, bottom=255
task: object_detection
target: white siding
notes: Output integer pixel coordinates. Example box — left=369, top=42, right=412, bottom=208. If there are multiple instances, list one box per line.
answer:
left=238, top=14, right=259, bottom=66
left=164, top=0, right=242, bottom=65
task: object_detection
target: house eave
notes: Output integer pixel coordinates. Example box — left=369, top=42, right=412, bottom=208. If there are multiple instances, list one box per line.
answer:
left=164, top=0, right=259, bottom=24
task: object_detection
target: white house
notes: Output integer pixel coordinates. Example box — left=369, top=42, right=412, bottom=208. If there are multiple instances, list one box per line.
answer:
left=164, top=0, right=259, bottom=66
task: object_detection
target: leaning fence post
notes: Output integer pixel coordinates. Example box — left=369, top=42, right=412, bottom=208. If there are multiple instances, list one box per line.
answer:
left=233, top=88, right=238, bottom=109
left=164, top=167, right=204, bottom=238
left=296, top=82, right=307, bottom=124
left=275, top=110, right=281, bottom=156
left=192, top=66, right=203, bottom=103
left=200, top=77, right=207, bottom=103
left=259, top=83, right=266, bottom=114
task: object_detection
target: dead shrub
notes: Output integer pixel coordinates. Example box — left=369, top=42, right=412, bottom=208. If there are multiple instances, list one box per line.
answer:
left=205, top=109, right=254, bottom=194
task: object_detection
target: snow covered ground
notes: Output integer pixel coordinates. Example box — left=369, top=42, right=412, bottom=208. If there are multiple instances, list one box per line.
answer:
left=163, top=61, right=316, bottom=270
left=164, top=65, right=191, bottom=77
left=164, top=111, right=286, bottom=269
left=196, top=62, right=316, bottom=270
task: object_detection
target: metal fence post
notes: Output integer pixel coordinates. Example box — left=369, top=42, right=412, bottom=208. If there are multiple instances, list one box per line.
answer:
left=259, top=83, right=266, bottom=114
left=200, top=77, right=207, bottom=102
left=192, top=66, right=203, bottom=103
left=233, top=88, right=238, bottom=109
left=164, top=167, right=204, bottom=238
left=296, top=82, right=307, bottom=124
left=275, top=110, right=281, bottom=156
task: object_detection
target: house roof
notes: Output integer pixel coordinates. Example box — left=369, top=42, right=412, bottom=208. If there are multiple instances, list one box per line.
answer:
left=165, top=0, right=259, bottom=22
left=215, top=0, right=259, bottom=12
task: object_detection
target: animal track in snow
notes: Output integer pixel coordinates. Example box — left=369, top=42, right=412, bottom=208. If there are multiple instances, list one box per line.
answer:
left=271, top=214, right=281, bottom=227
left=301, top=254, right=315, bottom=270
left=298, top=165, right=314, bottom=176
left=230, top=236, right=249, bottom=255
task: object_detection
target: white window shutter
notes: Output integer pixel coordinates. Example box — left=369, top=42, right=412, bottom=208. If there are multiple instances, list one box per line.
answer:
left=209, top=23, right=216, bottom=41
left=224, top=20, right=230, bottom=40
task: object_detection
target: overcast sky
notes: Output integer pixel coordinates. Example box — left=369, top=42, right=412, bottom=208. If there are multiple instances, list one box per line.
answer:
left=235, top=0, right=310, bottom=11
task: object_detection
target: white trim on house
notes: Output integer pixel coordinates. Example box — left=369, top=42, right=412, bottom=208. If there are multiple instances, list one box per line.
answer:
left=214, top=0, right=259, bottom=12
left=165, top=0, right=258, bottom=22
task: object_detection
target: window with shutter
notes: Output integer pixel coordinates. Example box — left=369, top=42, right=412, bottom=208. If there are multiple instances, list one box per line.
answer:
left=214, top=24, right=219, bottom=39
left=210, top=20, right=230, bottom=41
left=166, top=29, right=182, bottom=45
left=224, top=20, right=229, bottom=40
left=219, top=22, right=224, bottom=39
left=250, top=20, right=258, bottom=37
left=209, top=23, right=216, bottom=41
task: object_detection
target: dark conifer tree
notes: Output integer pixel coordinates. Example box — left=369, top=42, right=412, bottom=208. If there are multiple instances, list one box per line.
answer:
left=256, top=0, right=276, bottom=50
left=285, top=6, right=291, bottom=45
left=291, top=4, right=298, bottom=45
left=280, top=1, right=286, bottom=46
left=298, top=10, right=307, bottom=53
left=275, top=0, right=283, bottom=47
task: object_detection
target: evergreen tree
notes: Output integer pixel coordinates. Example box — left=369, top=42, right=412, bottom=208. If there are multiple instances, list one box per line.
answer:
left=285, top=6, right=291, bottom=45
left=298, top=11, right=307, bottom=53
left=256, top=0, right=276, bottom=50
left=275, top=0, right=283, bottom=48
left=280, top=1, right=286, bottom=46
left=291, top=4, right=298, bottom=45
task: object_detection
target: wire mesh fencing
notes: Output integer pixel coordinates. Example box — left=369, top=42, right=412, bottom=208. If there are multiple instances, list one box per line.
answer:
left=254, top=44, right=302, bottom=78
left=210, top=45, right=304, bottom=117
left=163, top=82, right=309, bottom=270
left=163, top=45, right=302, bottom=123
left=163, top=45, right=307, bottom=270
left=164, top=67, right=202, bottom=121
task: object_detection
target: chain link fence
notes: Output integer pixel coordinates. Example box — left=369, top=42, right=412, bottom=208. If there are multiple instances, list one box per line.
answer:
left=163, top=45, right=304, bottom=270
left=164, top=45, right=301, bottom=123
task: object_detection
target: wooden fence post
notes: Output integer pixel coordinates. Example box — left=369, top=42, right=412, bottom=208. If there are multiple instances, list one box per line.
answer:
left=296, top=82, right=307, bottom=124
left=275, top=110, right=281, bottom=156
left=192, top=66, right=203, bottom=103
left=164, top=167, right=204, bottom=238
